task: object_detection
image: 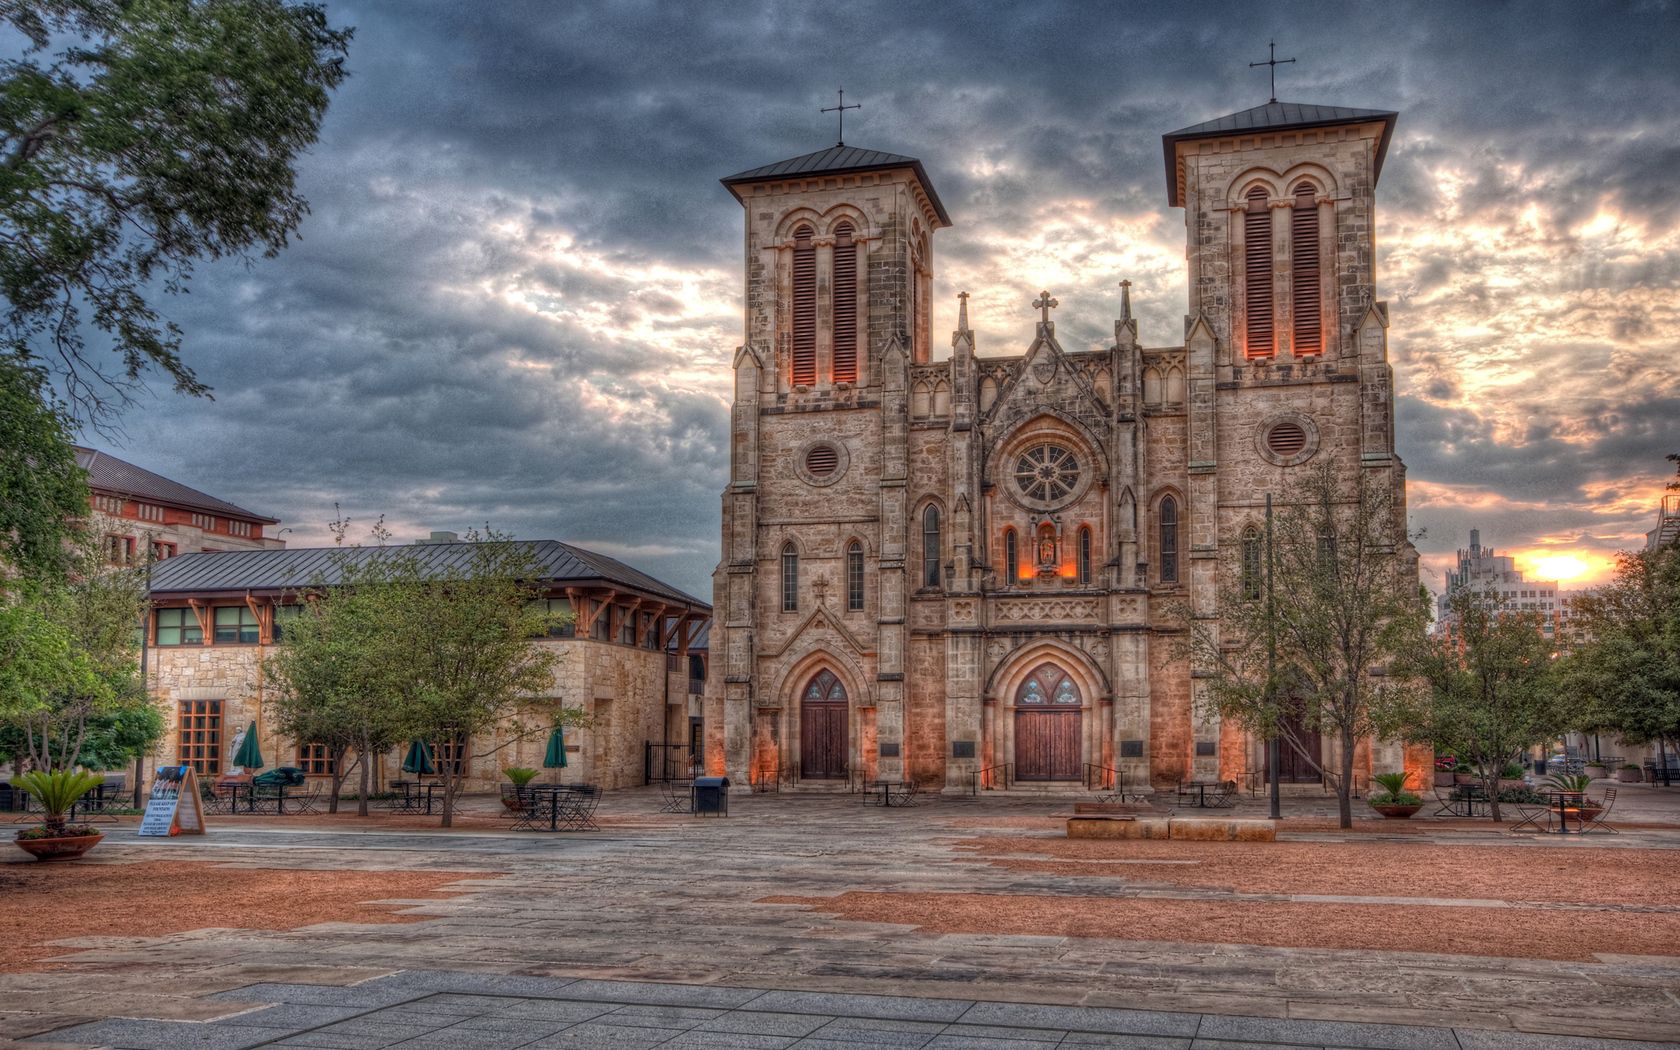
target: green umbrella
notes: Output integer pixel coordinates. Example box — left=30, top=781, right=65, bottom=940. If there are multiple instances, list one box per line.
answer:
left=401, top=739, right=436, bottom=775
left=232, top=723, right=264, bottom=770
left=543, top=726, right=568, bottom=779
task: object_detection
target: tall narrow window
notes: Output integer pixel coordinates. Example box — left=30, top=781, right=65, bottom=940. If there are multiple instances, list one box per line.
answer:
left=832, top=221, right=857, bottom=383
left=922, top=505, right=942, bottom=588
left=1077, top=527, right=1093, bottom=585
left=1159, top=496, right=1180, bottom=585
left=781, top=543, right=799, bottom=612
left=1291, top=182, right=1321, bottom=355
left=1004, top=528, right=1018, bottom=583
left=178, top=699, right=222, bottom=775
left=792, top=225, right=816, bottom=386
left=1244, top=186, right=1273, bottom=358
left=1241, top=528, right=1262, bottom=601
left=846, top=541, right=864, bottom=611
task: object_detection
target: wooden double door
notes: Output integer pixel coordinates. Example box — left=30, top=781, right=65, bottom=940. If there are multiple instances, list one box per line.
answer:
left=1269, top=707, right=1323, bottom=784
left=1014, top=662, right=1083, bottom=781
left=800, top=669, right=849, bottom=780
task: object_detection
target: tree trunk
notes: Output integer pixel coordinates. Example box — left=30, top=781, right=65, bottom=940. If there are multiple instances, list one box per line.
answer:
left=1484, top=770, right=1503, bottom=822
left=439, top=767, right=454, bottom=827
left=356, top=743, right=371, bottom=817
left=1337, top=724, right=1355, bottom=829
left=327, top=747, right=352, bottom=814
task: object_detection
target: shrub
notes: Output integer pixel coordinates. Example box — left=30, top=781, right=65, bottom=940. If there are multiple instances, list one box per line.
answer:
left=503, top=767, right=540, bottom=788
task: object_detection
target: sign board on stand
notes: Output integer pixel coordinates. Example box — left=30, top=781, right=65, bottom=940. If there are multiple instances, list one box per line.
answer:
left=138, top=765, right=206, bottom=836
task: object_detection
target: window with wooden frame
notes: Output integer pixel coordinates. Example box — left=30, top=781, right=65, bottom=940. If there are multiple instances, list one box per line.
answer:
left=1244, top=185, right=1274, bottom=358
left=922, top=505, right=942, bottom=588
left=832, top=221, right=858, bottom=383
left=781, top=544, right=799, bottom=612
left=846, top=541, right=864, bottom=611
left=1159, top=496, right=1180, bottom=585
left=150, top=540, right=178, bottom=560
left=591, top=600, right=611, bottom=641
left=213, top=606, right=260, bottom=644
left=1291, top=181, right=1322, bottom=355
left=791, top=224, right=817, bottom=386
left=155, top=607, right=203, bottom=646
left=1077, top=526, right=1093, bottom=585
left=297, top=742, right=335, bottom=776
left=105, top=534, right=134, bottom=565
left=177, top=699, right=222, bottom=775
left=619, top=609, right=638, bottom=645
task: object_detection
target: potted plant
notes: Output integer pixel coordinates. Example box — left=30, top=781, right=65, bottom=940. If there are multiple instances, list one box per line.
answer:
left=501, top=766, right=540, bottom=811
left=1618, top=763, right=1643, bottom=783
left=1433, top=755, right=1457, bottom=788
left=11, top=770, right=106, bottom=862
left=1367, top=771, right=1423, bottom=819
left=1584, top=759, right=1609, bottom=780
left=1543, top=772, right=1601, bottom=818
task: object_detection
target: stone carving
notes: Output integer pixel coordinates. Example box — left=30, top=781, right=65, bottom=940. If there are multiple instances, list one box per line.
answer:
left=994, top=597, right=1100, bottom=623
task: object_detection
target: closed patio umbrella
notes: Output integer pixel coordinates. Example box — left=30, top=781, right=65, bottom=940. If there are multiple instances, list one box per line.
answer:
left=543, top=726, right=568, bottom=780
left=232, top=723, right=264, bottom=771
left=401, top=739, right=436, bottom=776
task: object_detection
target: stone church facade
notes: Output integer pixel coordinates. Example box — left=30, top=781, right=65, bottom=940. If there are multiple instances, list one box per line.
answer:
left=706, top=101, right=1418, bottom=793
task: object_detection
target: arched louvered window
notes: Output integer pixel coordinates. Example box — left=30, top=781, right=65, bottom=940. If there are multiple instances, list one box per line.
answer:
left=1003, top=528, right=1018, bottom=583
left=791, top=225, right=816, bottom=386
left=832, top=222, right=858, bottom=383
left=1159, top=496, right=1180, bottom=585
left=1241, top=527, right=1262, bottom=601
left=781, top=543, right=799, bottom=612
left=846, top=541, right=864, bottom=611
left=1077, top=526, right=1093, bottom=585
left=922, top=505, right=942, bottom=588
left=1244, top=186, right=1273, bottom=358
left=1291, top=182, right=1321, bottom=355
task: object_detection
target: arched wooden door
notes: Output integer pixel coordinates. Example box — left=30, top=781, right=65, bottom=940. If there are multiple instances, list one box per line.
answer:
left=1014, top=663, right=1082, bottom=781
left=800, top=669, right=849, bottom=780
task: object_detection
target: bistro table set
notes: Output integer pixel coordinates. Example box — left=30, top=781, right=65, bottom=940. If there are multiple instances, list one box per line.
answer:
left=503, top=784, right=602, bottom=831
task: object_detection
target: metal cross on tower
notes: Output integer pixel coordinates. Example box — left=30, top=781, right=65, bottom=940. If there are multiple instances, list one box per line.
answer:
left=1249, top=40, right=1296, bottom=104
left=821, top=88, right=861, bottom=147
left=1033, top=291, right=1059, bottom=326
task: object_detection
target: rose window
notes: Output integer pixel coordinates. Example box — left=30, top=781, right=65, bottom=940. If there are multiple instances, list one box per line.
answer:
left=1013, top=443, right=1080, bottom=504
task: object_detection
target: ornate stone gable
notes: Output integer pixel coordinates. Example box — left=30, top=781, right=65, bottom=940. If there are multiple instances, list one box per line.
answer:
left=981, top=324, right=1111, bottom=440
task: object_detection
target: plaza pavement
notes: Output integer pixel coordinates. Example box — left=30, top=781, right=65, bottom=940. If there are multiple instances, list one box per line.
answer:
left=5, top=786, right=1679, bottom=1050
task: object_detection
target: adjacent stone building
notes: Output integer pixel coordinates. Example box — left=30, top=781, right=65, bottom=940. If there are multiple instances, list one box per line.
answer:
left=143, top=540, right=709, bottom=792
left=707, top=100, right=1419, bottom=793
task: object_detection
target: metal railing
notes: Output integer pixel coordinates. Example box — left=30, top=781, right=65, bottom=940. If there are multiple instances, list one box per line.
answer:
left=750, top=764, right=781, bottom=793
left=1083, top=763, right=1119, bottom=791
left=643, top=743, right=695, bottom=785
left=970, top=763, right=1013, bottom=795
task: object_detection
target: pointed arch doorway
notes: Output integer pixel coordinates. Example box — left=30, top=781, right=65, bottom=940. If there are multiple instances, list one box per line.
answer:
left=800, top=669, right=849, bottom=780
left=1014, top=663, right=1082, bottom=781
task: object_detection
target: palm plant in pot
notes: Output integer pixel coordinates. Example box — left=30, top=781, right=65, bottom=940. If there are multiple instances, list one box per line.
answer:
left=1367, top=771, right=1423, bottom=819
left=500, top=767, right=540, bottom=811
left=12, top=769, right=106, bottom=861
left=1543, top=772, right=1601, bottom=817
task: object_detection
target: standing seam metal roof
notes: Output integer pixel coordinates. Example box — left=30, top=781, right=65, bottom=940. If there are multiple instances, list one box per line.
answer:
left=721, top=144, right=951, bottom=226
left=1161, top=101, right=1399, bottom=206
left=146, top=540, right=710, bottom=609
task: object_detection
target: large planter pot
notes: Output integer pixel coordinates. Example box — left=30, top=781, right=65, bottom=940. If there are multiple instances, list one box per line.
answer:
left=1370, top=802, right=1422, bottom=820
left=1499, top=778, right=1526, bottom=793
left=1617, top=768, right=1643, bottom=783
left=1453, top=772, right=1474, bottom=786
left=14, top=831, right=103, bottom=862
left=1434, top=771, right=1456, bottom=787
left=1584, top=765, right=1608, bottom=780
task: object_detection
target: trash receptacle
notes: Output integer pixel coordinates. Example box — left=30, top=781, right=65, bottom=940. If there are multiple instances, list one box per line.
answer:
left=691, top=776, right=730, bottom=816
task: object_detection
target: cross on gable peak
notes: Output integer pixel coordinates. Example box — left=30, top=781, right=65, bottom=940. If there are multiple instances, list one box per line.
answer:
left=1032, top=290, right=1059, bottom=326
left=1249, top=40, right=1297, bottom=105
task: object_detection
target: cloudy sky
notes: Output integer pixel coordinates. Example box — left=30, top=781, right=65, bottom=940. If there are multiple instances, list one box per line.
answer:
left=75, top=0, right=1680, bottom=602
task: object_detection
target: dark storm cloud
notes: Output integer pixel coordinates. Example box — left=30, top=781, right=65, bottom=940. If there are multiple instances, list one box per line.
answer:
left=77, top=0, right=1680, bottom=599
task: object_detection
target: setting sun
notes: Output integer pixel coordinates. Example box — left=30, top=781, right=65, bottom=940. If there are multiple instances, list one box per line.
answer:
left=1519, top=552, right=1600, bottom=585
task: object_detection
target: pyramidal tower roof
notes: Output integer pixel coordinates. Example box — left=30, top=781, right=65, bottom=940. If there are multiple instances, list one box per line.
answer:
left=721, top=144, right=950, bottom=226
left=1161, top=101, right=1398, bottom=205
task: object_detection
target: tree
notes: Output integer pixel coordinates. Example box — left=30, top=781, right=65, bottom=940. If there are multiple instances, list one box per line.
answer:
left=1187, top=463, right=1425, bottom=829
left=263, top=560, right=404, bottom=816
left=377, top=536, right=575, bottom=827
left=1, top=0, right=352, bottom=424
left=1566, top=539, right=1680, bottom=786
left=1395, top=588, right=1565, bottom=821
left=0, top=534, right=149, bottom=771
left=0, top=359, right=87, bottom=579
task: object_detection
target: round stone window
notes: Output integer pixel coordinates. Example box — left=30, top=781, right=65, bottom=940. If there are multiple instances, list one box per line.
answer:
left=1257, top=415, right=1319, bottom=467
left=795, top=441, right=848, bottom=487
left=1014, top=443, right=1081, bottom=504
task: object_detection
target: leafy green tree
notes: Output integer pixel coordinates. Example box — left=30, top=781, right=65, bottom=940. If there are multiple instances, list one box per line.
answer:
left=1, top=0, right=352, bottom=423
left=1187, top=463, right=1426, bottom=828
left=1395, top=588, right=1565, bottom=821
left=1566, top=538, right=1680, bottom=784
left=0, top=359, right=87, bottom=579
